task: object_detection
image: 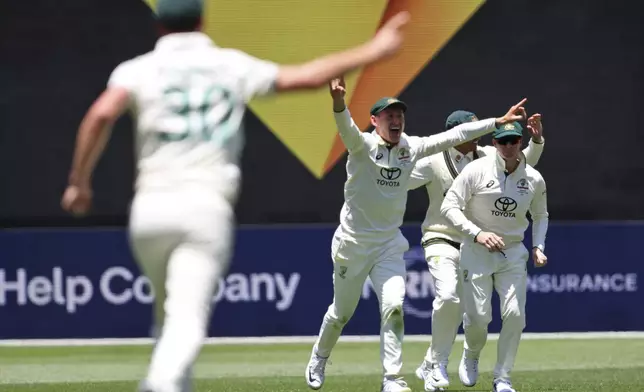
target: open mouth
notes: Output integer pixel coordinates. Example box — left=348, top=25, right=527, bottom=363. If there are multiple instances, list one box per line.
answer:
left=389, top=126, right=401, bottom=135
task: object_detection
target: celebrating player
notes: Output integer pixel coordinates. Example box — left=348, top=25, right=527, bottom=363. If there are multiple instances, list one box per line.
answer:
left=409, top=111, right=544, bottom=391
left=440, top=122, right=549, bottom=392
left=305, top=76, right=530, bottom=392
left=60, top=0, right=412, bottom=391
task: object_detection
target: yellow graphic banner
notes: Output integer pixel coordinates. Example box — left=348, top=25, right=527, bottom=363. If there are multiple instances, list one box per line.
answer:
left=144, top=0, right=485, bottom=178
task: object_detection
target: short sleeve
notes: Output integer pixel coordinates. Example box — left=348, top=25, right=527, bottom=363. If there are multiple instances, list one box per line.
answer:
left=231, top=50, right=279, bottom=101
left=107, top=61, right=138, bottom=91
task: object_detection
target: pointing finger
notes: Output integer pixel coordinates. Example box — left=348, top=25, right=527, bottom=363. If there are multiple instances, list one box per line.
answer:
left=513, top=98, right=528, bottom=109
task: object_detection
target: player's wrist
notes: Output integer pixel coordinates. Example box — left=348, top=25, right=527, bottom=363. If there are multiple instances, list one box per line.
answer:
left=531, top=136, right=544, bottom=144
left=332, top=100, right=347, bottom=113
left=68, top=173, right=91, bottom=188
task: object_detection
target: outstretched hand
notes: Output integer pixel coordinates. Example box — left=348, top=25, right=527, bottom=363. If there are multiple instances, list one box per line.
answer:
left=329, top=76, right=347, bottom=112
left=329, top=76, right=346, bottom=100
left=496, top=98, right=528, bottom=126
left=527, top=113, right=543, bottom=142
left=370, top=11, right=411, bottom=59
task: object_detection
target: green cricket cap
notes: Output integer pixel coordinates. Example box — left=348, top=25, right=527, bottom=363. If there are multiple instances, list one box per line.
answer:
left=493, top=122, right=523, bottom=139
left=156, top=0, right=203, bottom=23
left=370, top=97, right=407, bottom=115
left=445, top=110, right=478, bottom=130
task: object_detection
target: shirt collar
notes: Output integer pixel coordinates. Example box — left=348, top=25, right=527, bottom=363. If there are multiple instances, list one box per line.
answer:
left=494, top=150, right=527, bottom=174
left=450, top=147, right=474, bottom=163
left=155, top=32, right=215, bottom=52
left=372, top=131, right=409, bottom=148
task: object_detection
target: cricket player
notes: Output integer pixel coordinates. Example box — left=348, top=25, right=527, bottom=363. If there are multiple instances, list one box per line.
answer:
left=440, top=123, right=549, bottom=392
left=409, top=111, right=544, bottom=391
left=60, top=0, right=413, bottom=390
left=305, top=76, right=530, bottom=392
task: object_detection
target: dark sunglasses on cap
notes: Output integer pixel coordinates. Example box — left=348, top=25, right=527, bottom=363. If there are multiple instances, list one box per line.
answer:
left=496, top=136, right=521, bottom=145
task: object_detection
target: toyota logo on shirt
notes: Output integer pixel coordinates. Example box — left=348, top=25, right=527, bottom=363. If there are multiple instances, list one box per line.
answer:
left=377, top=167, right=402, bottom=187
left=492, top=196, right=518, bottom=218
left=380, top=167, right=401, bottom=180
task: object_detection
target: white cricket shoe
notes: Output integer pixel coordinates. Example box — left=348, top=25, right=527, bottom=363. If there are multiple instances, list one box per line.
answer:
left=428, top=363, right=449, bottom=389
left=415, top=360, right=430, bottom=381
left=458, top=351, right=479, bottom=387
left=415, top=361, right=448, bottom=391
left=493, top=379, right=516, bottom=392
left=305, top=348, right=328, bottom=390
left=381, top=377, right=412, bottom=392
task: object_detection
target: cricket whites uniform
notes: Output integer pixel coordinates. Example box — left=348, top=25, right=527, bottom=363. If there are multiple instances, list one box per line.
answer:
left=308, top=102, right=500, bottom=391
left=440, top=152, right=548, bottom=386
left=408, top=140, right=543, bottom=377
left=108, top=32, right=278, bottom=392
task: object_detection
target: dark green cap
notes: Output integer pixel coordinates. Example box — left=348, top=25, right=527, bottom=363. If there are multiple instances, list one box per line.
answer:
left=493, top=122, right=523, bottom=139
left=370, top=97, right=407, bottom=115
left=445, top=110, right=478, bottom=130
left=156, top=0, right=203, bottom=24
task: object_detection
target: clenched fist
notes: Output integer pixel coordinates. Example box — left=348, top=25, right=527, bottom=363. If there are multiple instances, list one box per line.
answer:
left=533, top=247, right=548, bottom=267
left=61, top=184, right=93, bottom=217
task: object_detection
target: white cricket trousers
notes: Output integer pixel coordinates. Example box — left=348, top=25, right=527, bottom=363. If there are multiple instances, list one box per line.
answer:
left=422, top=242, right=462, bottom=366
left=314, top=229, right=409, bottom=378
left=459, top=241, right=529, bottom=382
left=129, top=186, right=234, bottom=392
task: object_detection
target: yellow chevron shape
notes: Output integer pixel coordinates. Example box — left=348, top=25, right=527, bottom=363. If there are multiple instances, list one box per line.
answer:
left=142, top=0, right=486, bottom=178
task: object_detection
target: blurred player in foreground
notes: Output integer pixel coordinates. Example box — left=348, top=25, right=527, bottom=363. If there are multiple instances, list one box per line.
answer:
left=60, top=0, right=412, bottom=390
left=305, top=76, right=529, bottom=392
left=440, top=122, right=549, bottom=392
left=409, top=112, right=544, bottom=391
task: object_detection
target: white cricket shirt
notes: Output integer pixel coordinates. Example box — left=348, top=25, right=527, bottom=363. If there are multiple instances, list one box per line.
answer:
left=409, top=141, right=544, bottom=244
left=333, top=109, right=498, bottom=242
left=107, top=32, right=278, bottom=200
left=440, top=153, right=548, bottom=251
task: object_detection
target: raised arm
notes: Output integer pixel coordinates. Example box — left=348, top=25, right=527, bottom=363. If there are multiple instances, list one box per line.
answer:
left=418, top=118, right=497, bottom=158
left=522, top=113, right=545, bottom=166
left=417, top=99, right=529, bottom=159
left=274, top=12, right=409, bottom=92
left=328, top=77, right=366, bottom=152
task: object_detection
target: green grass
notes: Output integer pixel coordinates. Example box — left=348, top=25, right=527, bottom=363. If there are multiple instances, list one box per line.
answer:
left=2, top=338, right=644, bottom=391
